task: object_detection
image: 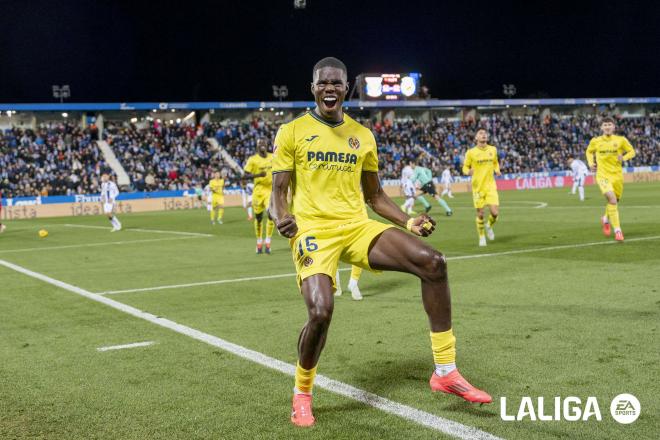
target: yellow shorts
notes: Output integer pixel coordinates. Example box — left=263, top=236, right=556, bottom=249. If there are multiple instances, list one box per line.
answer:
left=597, top=176, right=623, bottom=199
left=472, top=188, right=499, bottom=209
left=211, top=194, right=224, bottom=207
left=290, top=219, right=394, bottom=289
left=252, top=188, right=272, bottom=215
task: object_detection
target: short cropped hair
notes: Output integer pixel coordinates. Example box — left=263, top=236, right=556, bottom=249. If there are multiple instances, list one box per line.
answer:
left=601, top=116, right=615, bottom=124
left=312, top=57, right=347, bottom=79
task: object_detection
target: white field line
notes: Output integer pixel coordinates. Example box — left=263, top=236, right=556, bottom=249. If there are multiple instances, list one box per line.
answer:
left=0, top=236, right=203, bottom=254
left=98, top=235, right=660, bottom=295
left=97, top=341, right=155, bottom=352
left=63, top=224, right=213, bottom=237
left=0, top=259, right=502, bottom=440
left=100, top=267, right=353, bottom=295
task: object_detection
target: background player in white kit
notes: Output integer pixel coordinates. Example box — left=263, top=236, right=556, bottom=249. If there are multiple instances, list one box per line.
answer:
left=567, top=156, right=589, bottom=201
left=100, top=173, right=122, bottom=232
left=440, top=167, right=454, bottom=198
left=241, top=182, right=254, bottom=221
left=202, top=184, right=212, bottom=212
left=400, top=176, right=418, bottom=215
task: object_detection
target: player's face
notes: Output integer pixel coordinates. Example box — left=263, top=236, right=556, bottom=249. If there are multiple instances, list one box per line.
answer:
left=257, top=138, right=268, bottom=155
left=101, top=174, right=108, bottom=182
left=214, top=172, right=220, bottom=179
left=476, top=130, right=488, bottom=143
left=311, top=67, right=348, bottom=120
left=601, top=122, right=615, bottom=135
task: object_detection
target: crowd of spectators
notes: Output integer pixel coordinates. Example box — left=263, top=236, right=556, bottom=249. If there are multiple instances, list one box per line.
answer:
left=0, top=122, right=105, bottom=198
left=1, top=113, right=657, bottom=198
left=104, top=120, right=223, bottom=191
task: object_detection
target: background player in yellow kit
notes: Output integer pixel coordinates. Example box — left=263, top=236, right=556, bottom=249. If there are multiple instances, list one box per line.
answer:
left=586, top=117, right=636, bottom=242
left=243, top=137, right=275, bottom=254
left=208, top=170, right=227, bottom=225
left=462, top=128, right=501, bottom=247
left=270, top=57, right=491, bottom=428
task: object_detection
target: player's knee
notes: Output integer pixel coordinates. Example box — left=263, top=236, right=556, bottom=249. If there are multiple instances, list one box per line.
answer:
left=308, top=304, right=333, bottom=328
left=420, top=250, right=448, bottom=282
left=255, top=212, right=263, bottom=222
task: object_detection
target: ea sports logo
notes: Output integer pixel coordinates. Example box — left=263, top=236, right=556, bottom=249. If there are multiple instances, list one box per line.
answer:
left=610, top=394, right=640, bottom=424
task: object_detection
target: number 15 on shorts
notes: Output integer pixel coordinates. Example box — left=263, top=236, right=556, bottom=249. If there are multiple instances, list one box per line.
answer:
left=298, top=236, right=318, bottom=256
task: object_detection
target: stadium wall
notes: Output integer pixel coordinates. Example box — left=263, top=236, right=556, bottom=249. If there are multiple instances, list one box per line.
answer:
left=2, top=169, right=658, bottom=220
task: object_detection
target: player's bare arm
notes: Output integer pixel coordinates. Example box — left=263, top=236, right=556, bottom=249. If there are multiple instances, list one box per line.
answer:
left=361, top=171, right=435, bottom=237
left=270, top=171, right=297, bottom=238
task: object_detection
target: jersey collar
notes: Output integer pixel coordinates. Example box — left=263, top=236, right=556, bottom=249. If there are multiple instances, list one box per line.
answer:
left=309, top=110, right=345, bottom=128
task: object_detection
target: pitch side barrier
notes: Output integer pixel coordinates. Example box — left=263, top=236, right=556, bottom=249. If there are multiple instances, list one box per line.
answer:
left=2, top=167, right=659, bottom=220
left=0, top=97, right=659, bottom=111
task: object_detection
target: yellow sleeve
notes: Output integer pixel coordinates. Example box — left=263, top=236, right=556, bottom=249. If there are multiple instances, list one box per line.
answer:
left=493, top=148, right=501, bottom=174
left=621, top=137, right=636, bottom=161
left=462, top=150, right=472, bottom=175
left=585, top=139, right=597, bottom=168
left=244, top=157, right=255, bottom=175
left=362, top=131, right=379, bottom=172
left=272, top=123, right=295, bottom=173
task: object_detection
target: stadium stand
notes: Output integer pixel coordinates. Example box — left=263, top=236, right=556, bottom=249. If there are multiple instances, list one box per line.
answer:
left=2, top=112, right=657, bottom=197
left=0, top=122, right=106, bottom=197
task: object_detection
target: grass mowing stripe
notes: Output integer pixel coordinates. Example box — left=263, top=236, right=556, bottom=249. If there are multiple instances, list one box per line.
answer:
left=0, top=258, right=502, bottom=440
left=63, top=224, right=213, bottom=237
left=96, top=341, right=156, bottom=352
left=98, top=235, right=660, bottom=295
left=0, top=236, right=204, bottom=254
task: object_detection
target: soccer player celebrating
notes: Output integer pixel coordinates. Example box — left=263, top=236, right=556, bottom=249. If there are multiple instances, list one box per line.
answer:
left=567, top=156, right=589, bottom=201
left=100, top=173, right=122, bottom=232
left=242, top=137, right=275, bottom=254
left=208, top=170, right=227, bottom=225
left=462, top=129, right=501, bottom=247
left=411, top=162, right=453, bottom=216
left=270, top=57, right=491, bottom=427
left=585, top=117, right=636, bottom=241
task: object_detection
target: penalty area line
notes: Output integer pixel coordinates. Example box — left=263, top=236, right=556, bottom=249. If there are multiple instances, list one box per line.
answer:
left=63, top=224, right=213, bottom=237
left=98, top=235, right=660, bottom=295
left=0, top=258, right=502, bottom=440
left=0, top=236, right=203, bottom=254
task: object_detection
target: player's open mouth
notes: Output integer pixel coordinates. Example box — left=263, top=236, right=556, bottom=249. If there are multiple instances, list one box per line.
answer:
left=322, top=96, right=338, bottom=109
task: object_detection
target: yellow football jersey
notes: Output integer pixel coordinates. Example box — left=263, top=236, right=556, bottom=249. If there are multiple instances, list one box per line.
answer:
left=272, top=111, right=378, bottom=230
left=244, top=152, right=273, bottom=192
left=585, top=135, right=635, bottom=179
left=209, top=178, right=225, bottom=195
left=462, top=145, right=500, bottom=193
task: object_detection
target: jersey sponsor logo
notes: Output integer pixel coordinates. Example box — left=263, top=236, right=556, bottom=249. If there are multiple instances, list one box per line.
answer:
left=306, top=151, right=358, bottom=172
left=348, top=137, right=360, bottom=150
left=305, top=135, right=319, bottom=142
left=303, top=256, right=314, bottom=267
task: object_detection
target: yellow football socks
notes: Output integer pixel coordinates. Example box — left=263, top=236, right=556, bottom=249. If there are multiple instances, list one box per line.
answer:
left=606, top=203, right=621, bottom=230
left=488, top=213, right=498, bottom=227
left=266, top=219, right=274, bottom=239
left=430, top=329, right=456, bottom=364
left=218, top=208, right=224, bottom=222
left=254, top=219, right=263, bottom=239
left=294, top=361, right=318, bottom=394
left=350, top=266, right=363, bottom=281
left=210, top=209, right=215, bottom=222
left=476, top=217, right=485, bottom=238
left=431, top=329, right=457, bottom=376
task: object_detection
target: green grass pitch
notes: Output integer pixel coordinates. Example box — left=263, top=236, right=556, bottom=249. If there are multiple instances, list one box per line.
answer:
left=1, top=182, right=659, bottom=439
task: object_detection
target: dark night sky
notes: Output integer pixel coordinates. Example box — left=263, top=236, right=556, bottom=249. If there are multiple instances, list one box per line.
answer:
left=0, top=0, right=658, bottom=102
